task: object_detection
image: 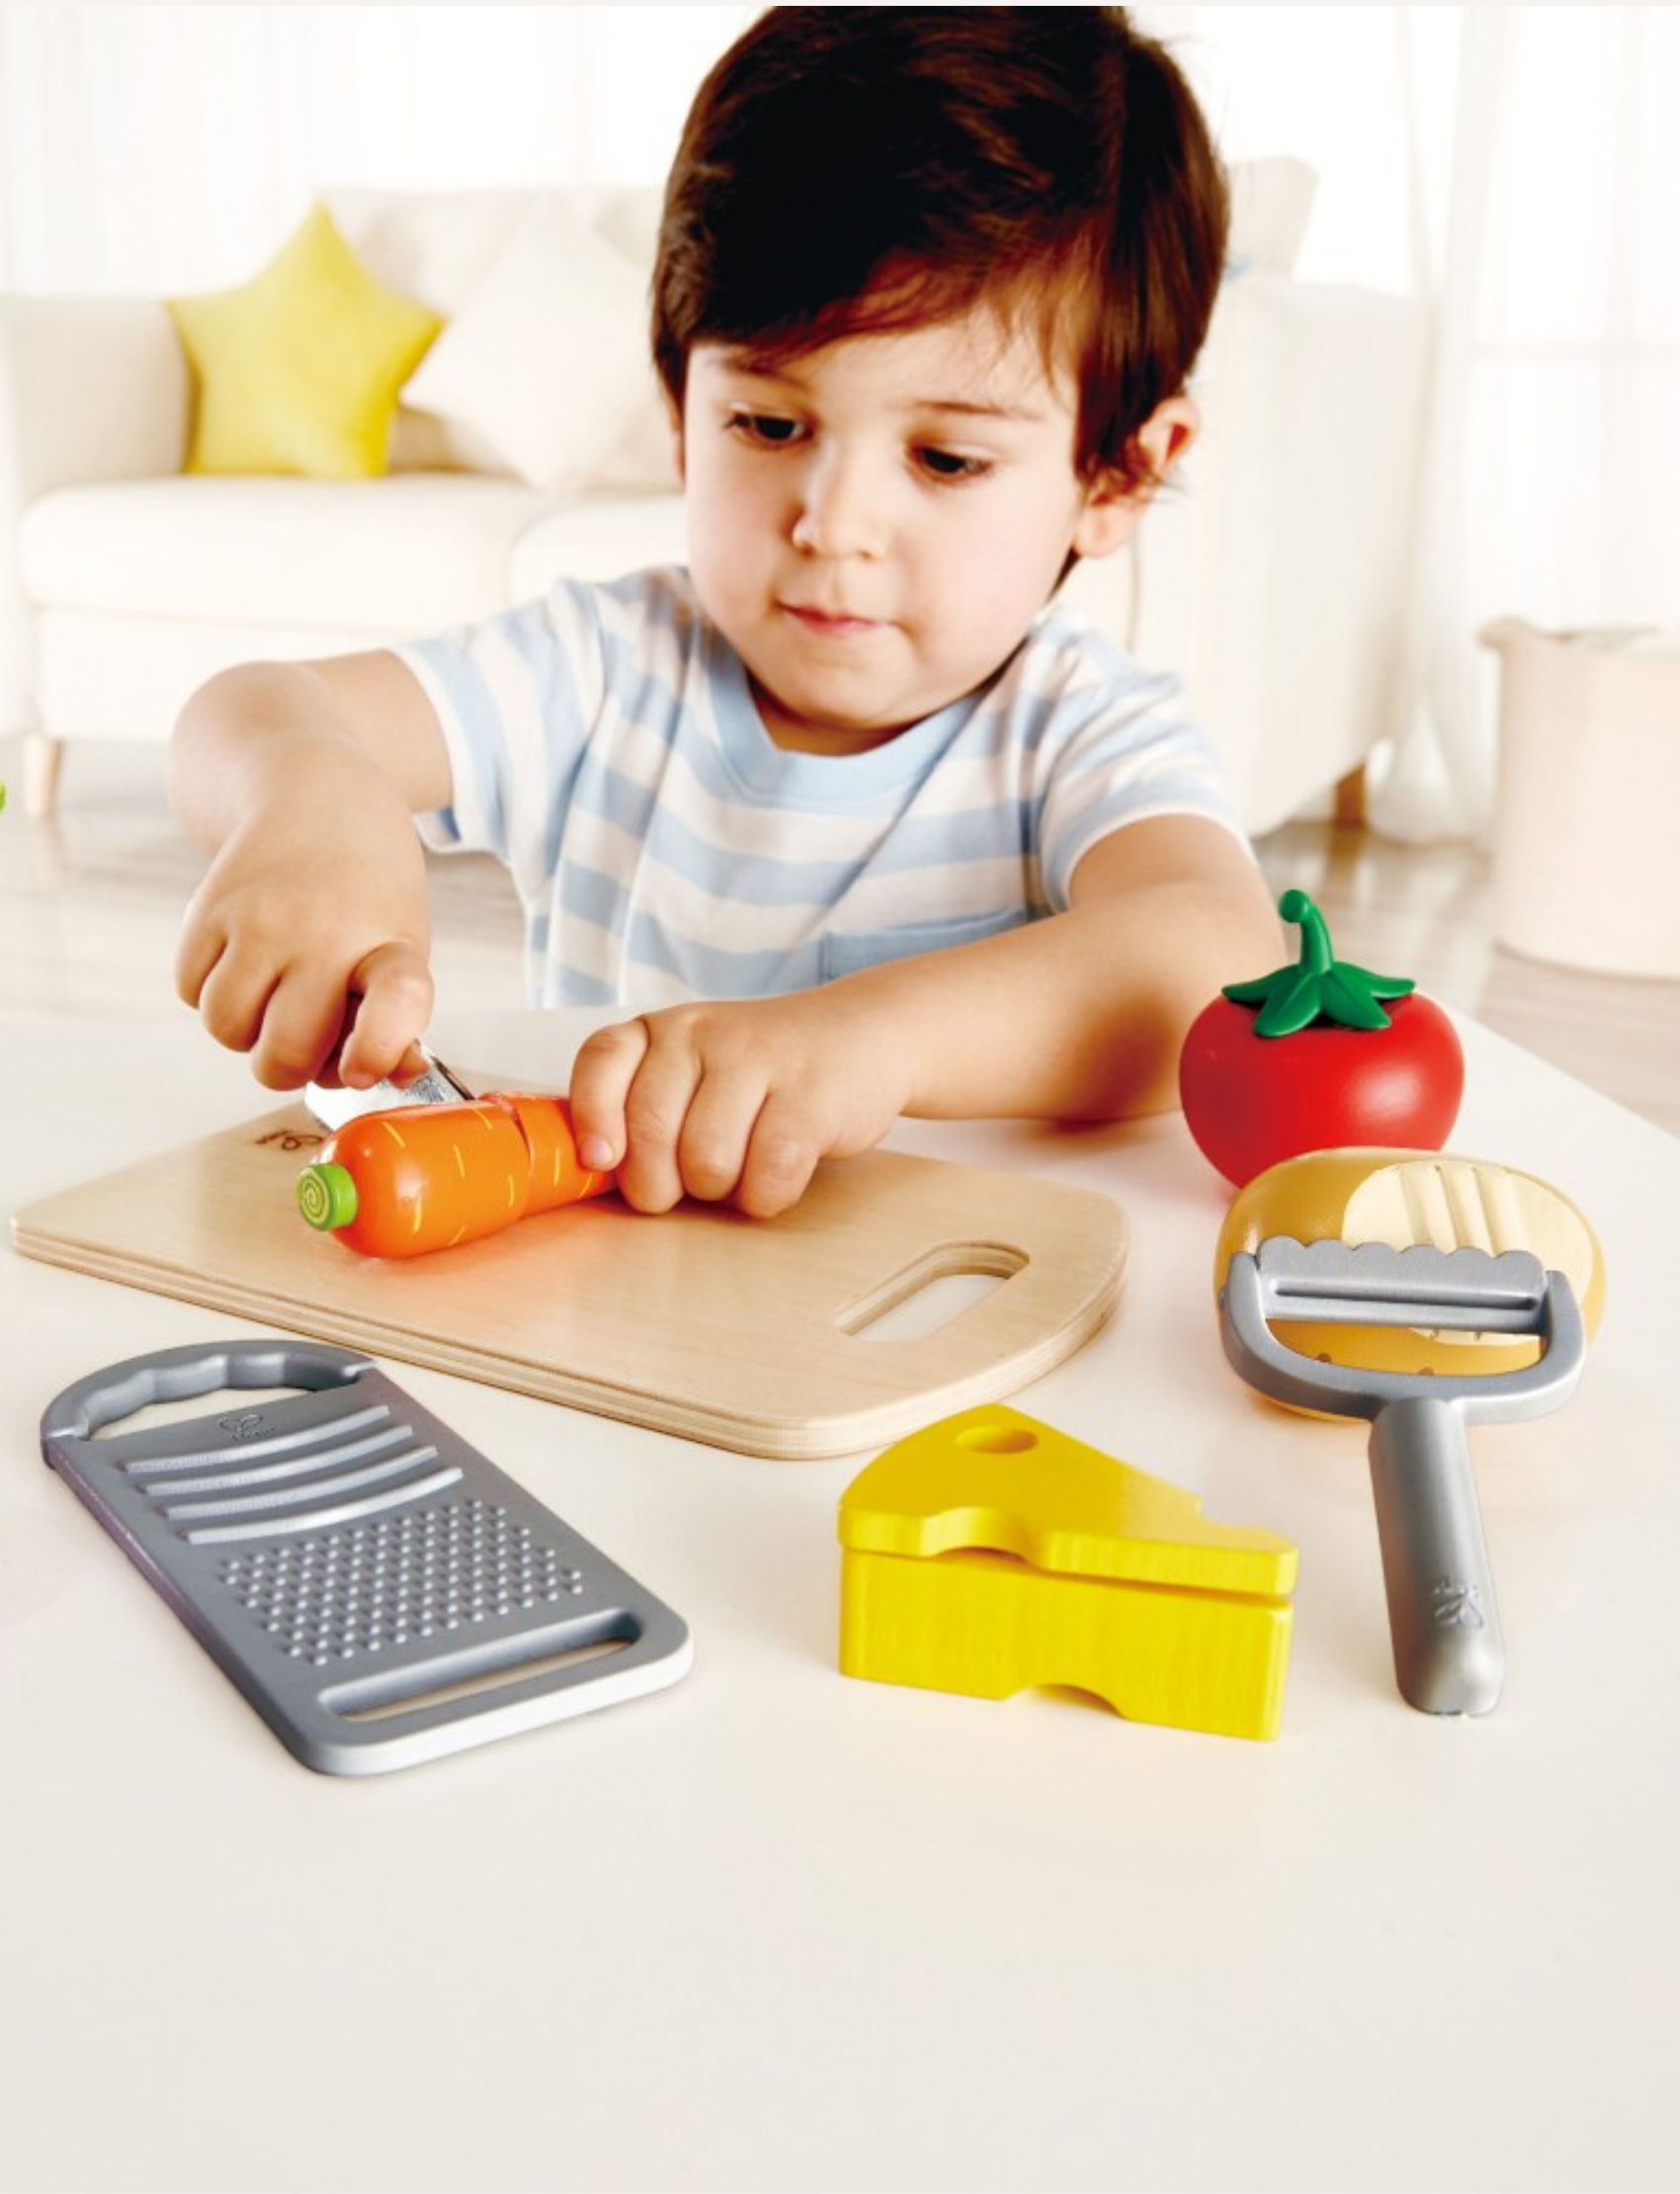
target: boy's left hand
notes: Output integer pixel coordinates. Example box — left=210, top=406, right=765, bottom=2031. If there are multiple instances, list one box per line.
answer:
left=568, top=993, right=910, bottom=1217
left=566, top=820, right=1286, bottom=1216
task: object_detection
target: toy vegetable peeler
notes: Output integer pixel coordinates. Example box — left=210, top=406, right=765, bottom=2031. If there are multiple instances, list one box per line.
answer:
left=1215, top=1149, right=1603, bottom=1718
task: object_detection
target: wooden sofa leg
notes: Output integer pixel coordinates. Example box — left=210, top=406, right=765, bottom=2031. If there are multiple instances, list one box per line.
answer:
left=1332, top=762, right=1368, bottom=829
left=22, top=731, right=63, bottom=819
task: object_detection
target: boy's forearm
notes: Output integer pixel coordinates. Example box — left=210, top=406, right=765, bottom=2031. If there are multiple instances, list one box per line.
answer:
left=170, top=663, right=394, bottom=850
left=169, top=653, right=453, bottom=847
left=838, top=856, right=1280, bottom=1125
left=568, top=824, right=1278, bottom=1217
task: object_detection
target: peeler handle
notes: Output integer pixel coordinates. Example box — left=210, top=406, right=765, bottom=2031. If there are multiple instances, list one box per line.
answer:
left=1367, top=1394, right=1504, bottom=1716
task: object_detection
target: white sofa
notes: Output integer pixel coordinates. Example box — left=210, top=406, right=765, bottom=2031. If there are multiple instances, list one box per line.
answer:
left=0, top=169, right=1428, bottom=833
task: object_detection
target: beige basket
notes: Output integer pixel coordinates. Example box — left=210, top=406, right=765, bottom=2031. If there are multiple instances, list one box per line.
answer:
left=1480, top=618, right=1680, bottom=979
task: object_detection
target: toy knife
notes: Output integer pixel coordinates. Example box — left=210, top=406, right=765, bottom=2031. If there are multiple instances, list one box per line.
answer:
left=304, top=1044, right=476, bottom=1132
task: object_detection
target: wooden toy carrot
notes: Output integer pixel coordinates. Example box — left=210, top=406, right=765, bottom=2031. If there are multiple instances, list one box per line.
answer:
left=296, top=1094, right=614, bottom=1258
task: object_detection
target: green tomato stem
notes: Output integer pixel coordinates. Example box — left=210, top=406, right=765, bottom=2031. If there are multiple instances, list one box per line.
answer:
left=1220, top=888, right=1416, bottom=1037
left=1278, top=887, right=1334, bottom=975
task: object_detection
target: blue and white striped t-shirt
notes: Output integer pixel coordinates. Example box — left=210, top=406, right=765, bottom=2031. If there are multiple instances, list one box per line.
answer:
left=399, top=565, right=1242, bottom=1008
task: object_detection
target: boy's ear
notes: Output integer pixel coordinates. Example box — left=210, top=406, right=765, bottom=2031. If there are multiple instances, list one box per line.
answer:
left=1071, top=394, right=1199, bottom=560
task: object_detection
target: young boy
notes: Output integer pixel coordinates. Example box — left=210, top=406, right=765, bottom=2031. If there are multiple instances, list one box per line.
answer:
left=170, top=7, right=1280, bottom=1218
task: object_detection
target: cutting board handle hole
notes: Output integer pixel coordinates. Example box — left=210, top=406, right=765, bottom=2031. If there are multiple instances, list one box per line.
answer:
left=837, top=1243, right=1027, bottom=1344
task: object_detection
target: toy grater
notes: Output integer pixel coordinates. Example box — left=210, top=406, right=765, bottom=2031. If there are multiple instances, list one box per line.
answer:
left=1220, top=1238, right=1586, bottom=1718
left=41, top=1339, right=692, bottom=1775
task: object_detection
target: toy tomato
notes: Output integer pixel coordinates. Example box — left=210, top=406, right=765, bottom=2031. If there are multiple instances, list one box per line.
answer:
left=1178, top=889, right=1465, bottom=1187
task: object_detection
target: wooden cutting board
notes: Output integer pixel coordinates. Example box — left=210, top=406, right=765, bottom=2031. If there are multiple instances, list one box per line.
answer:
left=12, top=1094, right=1128, bottom=1460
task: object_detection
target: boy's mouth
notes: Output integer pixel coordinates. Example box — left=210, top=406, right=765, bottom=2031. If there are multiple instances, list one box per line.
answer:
left=780, top=602, right=887, bottom=639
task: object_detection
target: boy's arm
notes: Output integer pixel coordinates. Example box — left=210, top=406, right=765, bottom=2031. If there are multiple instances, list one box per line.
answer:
left=169, top=651, right=454, bottom=1089
left=568, top=815, right=1281, bottom=1216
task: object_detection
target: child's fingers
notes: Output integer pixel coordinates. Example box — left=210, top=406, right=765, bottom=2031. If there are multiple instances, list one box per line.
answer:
left=189, top=948, right=327, bottom=1088
left=247, top=983, right=352, bottom=1089
left=568, top=1017, right=652, bottom=1176
left=337, top=942, right=435, bottom=1088
left=676, top=1063, right=771, bottom=1205
left=610, top=1026, right=711, bottom=1214
left=191, top=942, right=275, bottom=1058
left=734, top=1089, right=827, bottom=1218
left=188, top=921, right=310, bottom=1074
left=173, top=899, right=226, bottom=1010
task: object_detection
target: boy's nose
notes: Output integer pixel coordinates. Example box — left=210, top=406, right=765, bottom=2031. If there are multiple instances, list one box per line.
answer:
left=790, top=451, right=886, bottom=558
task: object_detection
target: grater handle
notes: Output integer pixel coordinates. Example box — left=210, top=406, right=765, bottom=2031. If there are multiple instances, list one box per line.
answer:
left=294, top=1609, right=695, bottom=1777
left=1367, top=1394, right=1504, bottom=1716
left=41, top=1339, right=370, bottom=1452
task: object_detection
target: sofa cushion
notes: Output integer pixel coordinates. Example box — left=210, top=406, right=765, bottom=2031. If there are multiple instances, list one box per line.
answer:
left=323, top=188, right=532, bottom=475
left=19, top=475, right=564, bottom=631
left=165, top=204, right=443, bottom=480
left=323, top=188, right=534, bottom=315
left=323, top=185, right=668, bottom=481
left=402, top=195, right=657, bottom=494
left=506, top=492, right=688, bottom=599
left=34, top=606, right=423, bottom=746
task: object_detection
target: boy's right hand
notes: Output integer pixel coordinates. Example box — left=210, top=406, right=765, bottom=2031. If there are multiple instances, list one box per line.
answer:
left=169, top=653, right=454, bottom=1091
left=174, top=785, right=434, bottom=1092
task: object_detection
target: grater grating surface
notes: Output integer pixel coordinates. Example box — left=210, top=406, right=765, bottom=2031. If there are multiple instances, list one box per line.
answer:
left=41, top=1339, right=692, bottom=1774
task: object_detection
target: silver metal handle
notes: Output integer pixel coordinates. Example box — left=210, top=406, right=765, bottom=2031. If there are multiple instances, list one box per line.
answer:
left=1368, top=1394, right=1504, bottom=1715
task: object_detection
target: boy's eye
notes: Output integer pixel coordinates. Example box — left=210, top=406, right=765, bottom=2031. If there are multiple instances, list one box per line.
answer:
left=915, top=446, right=992, bottom=483
left=726, top=410, right=807, bottom=449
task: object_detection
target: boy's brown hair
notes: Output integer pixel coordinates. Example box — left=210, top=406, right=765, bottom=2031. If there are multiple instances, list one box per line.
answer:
left=652, top=6, right=1229, bottom=494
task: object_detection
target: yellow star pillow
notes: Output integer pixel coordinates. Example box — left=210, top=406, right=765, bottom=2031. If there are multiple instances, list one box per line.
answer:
left=167, top=203, right=443, bottom=478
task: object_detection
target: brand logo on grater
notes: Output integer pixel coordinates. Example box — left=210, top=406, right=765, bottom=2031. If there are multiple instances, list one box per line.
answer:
left=1431, top=1578, right=1484, bottom=1630
left=217, top=1411, right=265, bottom=1442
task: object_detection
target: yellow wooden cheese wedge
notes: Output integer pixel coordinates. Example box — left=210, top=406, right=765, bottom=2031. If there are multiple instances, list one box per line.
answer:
left=838, top=1406, right=1296, bottom=1741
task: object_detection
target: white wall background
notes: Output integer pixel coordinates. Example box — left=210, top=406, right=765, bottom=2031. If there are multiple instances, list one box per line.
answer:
left=1, top=3, right=1674, bottom=839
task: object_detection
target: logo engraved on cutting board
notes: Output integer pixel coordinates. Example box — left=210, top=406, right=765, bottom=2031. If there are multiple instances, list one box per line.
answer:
left=255, top=1129, right=322, bottom=1154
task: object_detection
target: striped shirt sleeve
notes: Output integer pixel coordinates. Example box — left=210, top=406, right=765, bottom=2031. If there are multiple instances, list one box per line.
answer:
left=395, top=583, right=607, bottom=908
left=1028, top=611, right=1251, bottom=906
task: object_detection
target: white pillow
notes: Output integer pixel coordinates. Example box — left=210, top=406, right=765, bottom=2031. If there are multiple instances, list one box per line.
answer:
left=595, top=392, right=680, bottom=493
left=322, top=188, right=532, bottom=314
left=403, top=194, right=656, bottom=493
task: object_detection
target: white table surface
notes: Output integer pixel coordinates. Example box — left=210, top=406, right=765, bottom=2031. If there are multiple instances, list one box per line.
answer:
left=2, top=1007, right=1674, bottom=2194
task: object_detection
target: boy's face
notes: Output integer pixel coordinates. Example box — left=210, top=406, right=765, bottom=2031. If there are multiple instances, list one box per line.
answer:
left=676, top=303, right=1173, bottom=754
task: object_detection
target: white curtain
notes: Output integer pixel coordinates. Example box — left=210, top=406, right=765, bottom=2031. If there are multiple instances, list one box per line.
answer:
left=0, top=5, right=752, bottom=290
left=1380, top=5, right=1680, bottom=843
left=1148, top=4, right=1680, bottom=843
left=3, top=4, right=1674, bottom=845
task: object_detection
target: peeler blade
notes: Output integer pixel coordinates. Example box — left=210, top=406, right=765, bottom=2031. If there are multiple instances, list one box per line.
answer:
left=1221, top=1237, right=1585, bottom=1418
left=1249, top=1237, right=1552, bottom=1334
